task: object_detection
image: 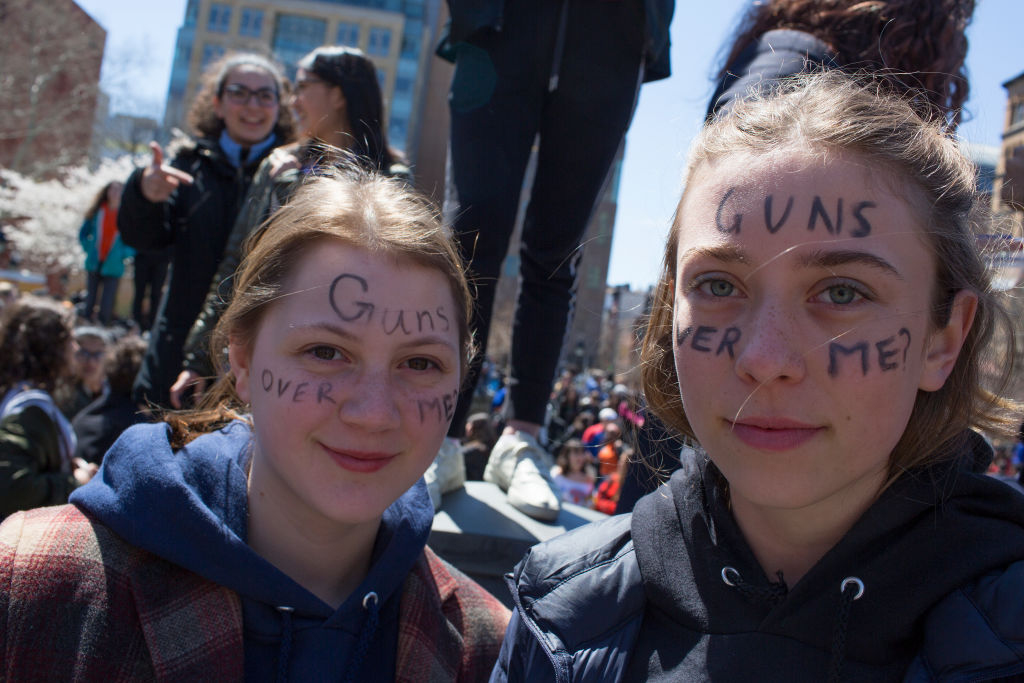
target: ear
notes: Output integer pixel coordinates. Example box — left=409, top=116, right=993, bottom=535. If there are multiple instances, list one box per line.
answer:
left=228, top=337, right=253, bottom=404
left=918, top=290, right=978, bottom=392
left=329, top=85, right=347, bottom=112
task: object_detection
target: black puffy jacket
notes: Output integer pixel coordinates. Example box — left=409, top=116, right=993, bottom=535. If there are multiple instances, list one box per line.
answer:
left=494, top=432, right=1024, bottom=682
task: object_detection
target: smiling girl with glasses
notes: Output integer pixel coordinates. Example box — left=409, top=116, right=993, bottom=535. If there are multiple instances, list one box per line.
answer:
left=117, top=52, right=295, bottom=412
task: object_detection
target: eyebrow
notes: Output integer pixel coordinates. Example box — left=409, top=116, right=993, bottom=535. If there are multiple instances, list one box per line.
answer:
left=291, top=321, right=459, bottom=351
left=679, top=244, right=903, bottom=280
left=797, top=249, right=904, bottom=280
left=678, top=244, right=750, bottom=264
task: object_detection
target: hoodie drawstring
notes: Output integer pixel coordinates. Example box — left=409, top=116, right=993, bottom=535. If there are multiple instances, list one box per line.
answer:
left=720, top=566, right=788, bottom=607
left=342, top=591, right=381, bottom=683
left=276, top=605, right=295, bottom=683
left=827, top=577, right=864, bottom=683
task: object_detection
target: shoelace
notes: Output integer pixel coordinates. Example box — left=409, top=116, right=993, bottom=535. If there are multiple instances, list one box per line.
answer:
left=827, top=577, right=864, bottom=683
left=720, top=566, right=788, bottom=607
left=343, top=591, right=381, bottom=683
left=721, top=567, right=865, bottom=681
left=275, top=606, right=295, bottom=683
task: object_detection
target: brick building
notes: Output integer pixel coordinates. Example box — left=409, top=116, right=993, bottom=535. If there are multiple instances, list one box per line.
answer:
left=0, top=0, right=106, bottom=176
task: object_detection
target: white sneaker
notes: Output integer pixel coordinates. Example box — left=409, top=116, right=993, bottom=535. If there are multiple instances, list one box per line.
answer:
left=424, top=437, right=465, bottom=511
left=484, top=431, right=561, bottom=522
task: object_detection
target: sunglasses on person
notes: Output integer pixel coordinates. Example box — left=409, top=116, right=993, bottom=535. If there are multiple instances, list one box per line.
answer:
left=221, top=83, right=279, bottom=107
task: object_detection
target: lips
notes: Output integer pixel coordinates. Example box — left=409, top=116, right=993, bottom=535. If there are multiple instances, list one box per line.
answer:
left=321, top=444, right=396, bottom=473
left=726, top=417, right=824, bottom=451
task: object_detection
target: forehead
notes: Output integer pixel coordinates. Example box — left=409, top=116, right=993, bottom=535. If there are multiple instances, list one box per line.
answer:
left=77, top=335, right=107, bottom=350
left=279, top=240, right=455, bottom=314
left=676, top=150, right=930, bottom=265
left=224, top=65, right=275, bottom=87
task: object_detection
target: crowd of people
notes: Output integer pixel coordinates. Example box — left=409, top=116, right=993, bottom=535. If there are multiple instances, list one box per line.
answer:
left=2, top=0, right=1024, bottom=679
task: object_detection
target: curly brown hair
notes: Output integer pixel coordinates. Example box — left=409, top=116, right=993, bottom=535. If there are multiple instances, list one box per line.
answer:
left=187, top=51, right=295, bottom=144
left=104, top=335, right=148, bottom=397
left=718, top=0, right=974, bottom=126
left=642, top=71, right=1019, bottom=487
left=0, top=296, right=74, bottom=395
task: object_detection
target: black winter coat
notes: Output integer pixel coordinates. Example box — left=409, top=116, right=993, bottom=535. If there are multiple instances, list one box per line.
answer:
left=493, top=431, right=1024, bottom=682
left=118, top=138, right=274, bottom=408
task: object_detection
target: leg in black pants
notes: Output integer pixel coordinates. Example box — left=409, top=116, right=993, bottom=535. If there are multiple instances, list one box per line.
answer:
left=446, top=0, right=645, bottom=436
left=133, top=249, right=169, bottom=332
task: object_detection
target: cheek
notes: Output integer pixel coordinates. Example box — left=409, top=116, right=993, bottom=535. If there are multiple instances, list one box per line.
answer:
left=402, top=385, right=460, bottom=432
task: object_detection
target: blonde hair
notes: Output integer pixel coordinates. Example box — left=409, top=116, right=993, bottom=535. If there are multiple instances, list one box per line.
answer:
left=641, top=71, right=1019, bottom=481
left=167, top=165, right=474, bottom=446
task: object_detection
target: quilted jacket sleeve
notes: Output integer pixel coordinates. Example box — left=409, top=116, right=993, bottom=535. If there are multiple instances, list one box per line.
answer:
left=903, top=560, right=1024, bottom=682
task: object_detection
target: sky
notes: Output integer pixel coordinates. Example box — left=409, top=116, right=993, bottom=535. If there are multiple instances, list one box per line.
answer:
left=77, top=0, right=1024, bottom=290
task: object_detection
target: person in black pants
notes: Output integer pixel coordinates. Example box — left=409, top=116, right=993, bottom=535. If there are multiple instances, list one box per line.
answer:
left=130, top=247, right=169, bottom=333
left=437, top=0, right=674, bottom=520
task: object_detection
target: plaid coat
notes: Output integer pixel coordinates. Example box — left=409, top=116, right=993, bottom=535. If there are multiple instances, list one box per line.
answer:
left=0, top=505, right=510, bottom=682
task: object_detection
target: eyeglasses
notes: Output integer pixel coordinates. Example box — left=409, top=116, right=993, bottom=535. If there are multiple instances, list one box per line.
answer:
left=75, top=348, right=104, bottom=362
left=221, top=83, right=279, bottom=107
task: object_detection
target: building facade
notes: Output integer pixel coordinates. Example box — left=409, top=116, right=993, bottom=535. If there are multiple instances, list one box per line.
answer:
left=0, top=0, right=106, bottom=177
left=993, top=71, right=1024, bottom=224
left=162, top=0, right=441, bottom=157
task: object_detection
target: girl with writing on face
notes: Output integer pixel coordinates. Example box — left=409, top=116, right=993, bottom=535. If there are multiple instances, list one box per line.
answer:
left=0, top=169, right=509, bottom=680
left=492, top=72, right=1024, bottom=682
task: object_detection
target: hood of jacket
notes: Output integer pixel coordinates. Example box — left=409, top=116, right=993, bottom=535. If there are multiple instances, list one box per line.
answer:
left=631, top=430, right=1024, bottom=673
left=69, top=419, right=434, bottom=680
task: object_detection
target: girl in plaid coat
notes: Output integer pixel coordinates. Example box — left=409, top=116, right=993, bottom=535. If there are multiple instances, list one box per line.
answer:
left=0, top=166, right=509, bottom=681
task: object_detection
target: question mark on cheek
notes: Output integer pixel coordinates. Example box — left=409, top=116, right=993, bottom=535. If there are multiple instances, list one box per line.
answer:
left=898, top=327, right=911, bottom=366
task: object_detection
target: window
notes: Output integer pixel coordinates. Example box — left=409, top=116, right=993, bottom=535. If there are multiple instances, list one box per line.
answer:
left=240, top=8, right=264, bottom=37
left=201, top=43, right=226, bottom=68
left=208, top=3, right=231, bottom=33
left=376, top=69, right=387, bottom=89
left=272, top=15, right=327, bottom=73
left=1012, top=101, right=1024, bottom=127
left=336, top=21, right=359, bottom=47
left=185, top=0, right=200, bottom=27
left=368, top=27, right=392, bottom=57
left=395, top=76, right=413, bottom=95
left=401, top=34, right=420, bottom=58
left=389, top=116, right=408, bottom=152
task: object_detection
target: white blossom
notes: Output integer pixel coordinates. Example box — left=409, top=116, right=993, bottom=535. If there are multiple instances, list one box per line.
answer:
left=0, top=156, right=138, bottom=275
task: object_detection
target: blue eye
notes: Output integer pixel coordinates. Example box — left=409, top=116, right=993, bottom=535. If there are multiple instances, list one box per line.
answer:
left=827, top=284, right=859, bottom=305
left=698, top=279, right=736, bottom=297
left=812, top=281, right=870, bottom=307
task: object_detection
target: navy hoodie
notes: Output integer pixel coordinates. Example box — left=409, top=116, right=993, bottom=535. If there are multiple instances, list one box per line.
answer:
left=69, top=420, right=434, bottom=682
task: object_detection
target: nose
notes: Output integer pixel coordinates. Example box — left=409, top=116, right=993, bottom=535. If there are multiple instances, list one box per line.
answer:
left=336, top=369, right=401, bottom=432
left=733, top=303, right=807, bottom=386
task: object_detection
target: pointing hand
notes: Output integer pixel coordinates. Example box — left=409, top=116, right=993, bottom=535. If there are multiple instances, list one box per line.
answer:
left=140, top=142, right=195, bottom=203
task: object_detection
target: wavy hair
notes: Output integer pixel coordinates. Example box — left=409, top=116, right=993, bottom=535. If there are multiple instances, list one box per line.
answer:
left=718, top=0, right=974, bottom=127
left=0, top=296, right=74, bottom=395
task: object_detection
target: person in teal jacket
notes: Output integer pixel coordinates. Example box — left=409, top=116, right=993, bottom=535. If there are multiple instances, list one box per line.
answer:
left=78, top=181, right=133, bottom=325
